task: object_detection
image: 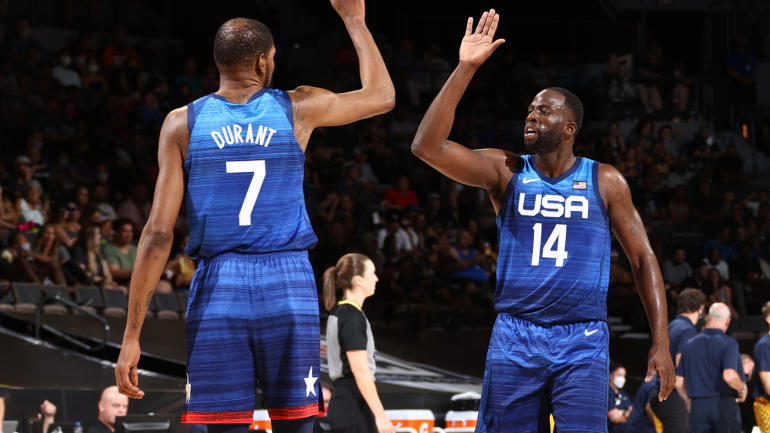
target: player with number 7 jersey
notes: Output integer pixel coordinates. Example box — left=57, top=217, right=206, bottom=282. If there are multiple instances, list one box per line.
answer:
left=114, top=2, right=395, bottom=431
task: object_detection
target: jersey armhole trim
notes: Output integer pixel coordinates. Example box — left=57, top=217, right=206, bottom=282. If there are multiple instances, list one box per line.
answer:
left=497, top=157, right=523, bottom=224
left=186, top=102, right=195, bottom=139
left=592, top=161, right=609, bottom=224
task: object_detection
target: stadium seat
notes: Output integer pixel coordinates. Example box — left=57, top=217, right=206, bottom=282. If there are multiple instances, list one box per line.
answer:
left=11, top=282, right=42, bottom=314
left=154, top=292, right=180, bottom=320
left=41, top=285, right=70, bottom=315
left=74, top=286, right=104, bottom=315
left=103, top=289, right=128, bottom=318
left=176, top=290, right=189, bottom=318
left=0, top=282, right=13, bottom=312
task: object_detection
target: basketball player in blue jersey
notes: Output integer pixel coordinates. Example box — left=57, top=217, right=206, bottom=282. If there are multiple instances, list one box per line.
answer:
left=114, top=1, right=394, bottom=433
left=411, top=10, right=674, bottom=432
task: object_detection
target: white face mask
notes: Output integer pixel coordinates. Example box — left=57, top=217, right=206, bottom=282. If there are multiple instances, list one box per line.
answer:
left=613, top=376, right=626, bottom=389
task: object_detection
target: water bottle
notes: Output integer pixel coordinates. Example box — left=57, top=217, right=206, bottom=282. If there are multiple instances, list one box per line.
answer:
left=73, top=421, right=83, bottom=433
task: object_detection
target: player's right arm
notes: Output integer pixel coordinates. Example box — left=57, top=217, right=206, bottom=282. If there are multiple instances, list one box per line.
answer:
left=115, top=107, right=187, bottom=399
left=411, top=10, right=510, bottom=207
left=289, top=0, right=395, bottom=151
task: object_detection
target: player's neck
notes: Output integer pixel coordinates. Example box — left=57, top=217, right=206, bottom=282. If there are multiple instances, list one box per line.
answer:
left=342, top=291, right=366, bottom=310
left=681, top=311, right=699, bottom=325
left=216, top=74, right=267, bottom=103
left=533, top=146, right=576, bottom=179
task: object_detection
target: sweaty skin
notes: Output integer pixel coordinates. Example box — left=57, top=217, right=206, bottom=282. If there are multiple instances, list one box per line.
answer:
left=410, top=8, right=674, bottom=402
left=115, top=0, right=394, bottom=400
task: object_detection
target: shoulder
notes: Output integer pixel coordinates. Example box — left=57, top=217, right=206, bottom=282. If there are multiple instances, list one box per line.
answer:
left=597, top=163, right=627, bottom=187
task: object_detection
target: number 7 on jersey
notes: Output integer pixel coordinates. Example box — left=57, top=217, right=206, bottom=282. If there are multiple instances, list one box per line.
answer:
left=225, top=160, right=266, bottom=226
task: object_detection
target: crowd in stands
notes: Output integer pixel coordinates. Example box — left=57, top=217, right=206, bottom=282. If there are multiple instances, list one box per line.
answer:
left=0, top=15, right=767, bottom=334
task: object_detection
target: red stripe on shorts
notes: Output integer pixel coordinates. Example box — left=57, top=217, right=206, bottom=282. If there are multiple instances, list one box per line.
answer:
left=267, top=403, right=322, bottom=420
left=181, top=411, right=253, bottom=424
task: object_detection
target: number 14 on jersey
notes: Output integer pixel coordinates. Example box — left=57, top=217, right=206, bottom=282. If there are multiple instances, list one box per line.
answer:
left=531, top=223, right=568, bottom=267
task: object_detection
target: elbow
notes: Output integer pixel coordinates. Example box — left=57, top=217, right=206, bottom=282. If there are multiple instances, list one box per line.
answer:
left=411, top=139, right=425, bottom=158
left=142, top=227, right=174, bottom=248
left=381, top=88, right=396, bottom=112
left=723, top=369, right=737, bottom=384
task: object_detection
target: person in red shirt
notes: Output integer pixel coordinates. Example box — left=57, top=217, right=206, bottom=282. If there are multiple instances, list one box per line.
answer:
left=383, top=174, right=418, bottom=210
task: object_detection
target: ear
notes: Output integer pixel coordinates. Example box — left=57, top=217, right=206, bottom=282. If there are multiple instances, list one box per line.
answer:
left=255, top=52, right=267, bottom=75
left=351, top=274, right=363, bottom=288
left=563, top=121, right=577, bottom=139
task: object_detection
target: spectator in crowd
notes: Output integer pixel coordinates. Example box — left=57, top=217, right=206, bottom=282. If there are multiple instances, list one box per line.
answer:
left=72, top=225, right=123, bottom=291
left=703, top=247, right=730, bottom=280
left=51, top=205, right=78, bottom=249
left=102, top=219, right=136, bottom=285
left=677, top=302, right=746, bottom=433
left=39, top=400, right=56, bottom=433
left=116, top=184, right=150, bottom=232
left=0, top=185, right=18, bottom=243
left=376, top=212, right=413, bottom=256
left=691, top=181, right=722, bottom=226
left=15, top=180, right=46, bottom=227
left=382, top=174, right=418, bottom=211
left=448, top=229, right=488, bottom=286
left=607, top=362, right=633, bottom=432
left=164, top=234, right=195, bottom=289
left=727, top=34, right=758, bottom=119
left=662, top=247, right=692, bottom=289
left=10, top=223, right=66, bottom=286
left=85, top=386, right=128, bottom=433
left=601, top=121, right=627, bottom=159
left=635, top=46, right=666, bottom=114
left=52, top=48, right=81, bottom=88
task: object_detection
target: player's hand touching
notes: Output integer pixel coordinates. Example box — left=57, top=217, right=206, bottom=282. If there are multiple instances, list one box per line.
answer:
left=459, top=9, right=505, bottom=68
left=115, top=338, right=145, bottom=399
left=331, top=0, right=365, bottom=23
left=646, top=344, right=675, bottom=401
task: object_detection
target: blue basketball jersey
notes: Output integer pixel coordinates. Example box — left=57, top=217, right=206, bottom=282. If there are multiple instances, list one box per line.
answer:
left=183, top=90, right=317, bottom=260
left=495, top=155, right=610, bottom=325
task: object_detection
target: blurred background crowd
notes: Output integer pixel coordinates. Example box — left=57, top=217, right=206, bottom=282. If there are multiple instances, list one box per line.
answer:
left=0, top=1, right=770, bottom=333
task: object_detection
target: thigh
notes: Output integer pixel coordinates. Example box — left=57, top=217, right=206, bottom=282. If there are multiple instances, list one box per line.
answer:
left=250, top=252, right=323, bottom=420
left=476, top=314, right=551, bottom=433
left=183, top=258, right=258, bottom=423
left=549, top=322, right=609, bottom=433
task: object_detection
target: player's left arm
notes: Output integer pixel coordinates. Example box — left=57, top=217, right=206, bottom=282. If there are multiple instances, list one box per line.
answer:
left=115, top=106, right=187, bottom=399
left=598, top=163, right=674, bottom=402
left=288, top=0, right=395, bottom=151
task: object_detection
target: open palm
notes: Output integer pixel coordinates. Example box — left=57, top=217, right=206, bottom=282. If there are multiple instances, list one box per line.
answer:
left=459, top=9, right=505, bottom=67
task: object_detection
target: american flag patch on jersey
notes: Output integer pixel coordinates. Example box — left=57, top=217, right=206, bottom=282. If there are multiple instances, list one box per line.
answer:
left=573, top=180, right=587, bottom=190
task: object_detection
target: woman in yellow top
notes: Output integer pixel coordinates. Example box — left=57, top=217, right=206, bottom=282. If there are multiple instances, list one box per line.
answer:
left=323, top=253, right=394, bottom=433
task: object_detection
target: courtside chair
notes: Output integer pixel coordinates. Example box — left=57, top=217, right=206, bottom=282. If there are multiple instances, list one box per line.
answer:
left=74, top=286, right=104, bottom=315
left=0, top=282, right=13, bottom=312
left=154, top=292, right=181, bottom=320
left=102, top=288, right=128, bottom=318
left=41, top=285, right=70, bottom=315
left=11, top=282, right=42, bottom=313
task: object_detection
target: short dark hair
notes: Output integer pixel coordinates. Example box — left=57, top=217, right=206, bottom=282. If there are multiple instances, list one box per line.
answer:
left=677, top=288, right=706, bottom=314
left=546, top=87, right=583, bottom=135
left=213, top=18, right=274, bottom=69
left=609, top=361, right=624, bottom=373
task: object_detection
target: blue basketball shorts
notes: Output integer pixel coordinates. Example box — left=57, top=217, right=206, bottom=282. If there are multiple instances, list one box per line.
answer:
left=181, top=251, right=323, bottom=424
left=476, top=313, right=609, bottom=433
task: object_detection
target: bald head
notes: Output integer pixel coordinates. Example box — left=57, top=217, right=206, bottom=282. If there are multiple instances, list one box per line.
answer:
left=98, top=386, right=128, bottom=431
left=705, top=302, right=731, bottom=331
left=213, top=18, right=274, bottom=70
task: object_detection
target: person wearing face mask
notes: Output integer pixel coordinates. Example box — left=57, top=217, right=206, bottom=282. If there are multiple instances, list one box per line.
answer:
left=650, top=288, right=706, bottom=432
left=607, top=362, right=633, bottom=432
left=324, top=253, right=394, bottom=433
left=52, top=48, right=81, bottom=88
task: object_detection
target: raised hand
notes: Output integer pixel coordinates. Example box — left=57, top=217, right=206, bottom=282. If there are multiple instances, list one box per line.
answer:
left=331, top=0, right=365, bottom=23
left=459, top=9, right=505, bottom=68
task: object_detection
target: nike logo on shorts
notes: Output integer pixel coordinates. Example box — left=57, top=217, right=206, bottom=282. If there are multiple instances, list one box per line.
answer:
left=584, top=329, right=598, bottom=336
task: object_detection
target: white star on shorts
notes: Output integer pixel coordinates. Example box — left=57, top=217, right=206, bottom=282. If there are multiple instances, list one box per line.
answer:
left=304, top=366, right=318, bottom=397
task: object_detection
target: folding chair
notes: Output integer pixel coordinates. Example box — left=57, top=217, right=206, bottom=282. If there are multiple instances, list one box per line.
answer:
left=103, top=289, right=128, bottom=318
left=11, top=282, right=42, bottom=314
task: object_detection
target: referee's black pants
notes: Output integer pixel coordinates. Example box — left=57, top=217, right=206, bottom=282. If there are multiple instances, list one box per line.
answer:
left=689, top=396, right=741, bottom=433
left=650, top=390, right=688, bottom=433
